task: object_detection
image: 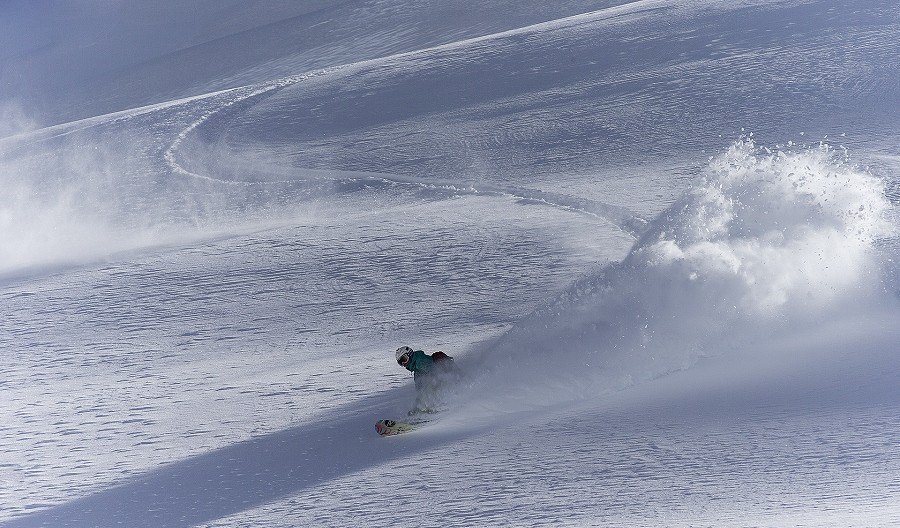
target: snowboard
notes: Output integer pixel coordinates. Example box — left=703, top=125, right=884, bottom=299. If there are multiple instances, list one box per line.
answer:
left=375, top=419, right=419, bottom=436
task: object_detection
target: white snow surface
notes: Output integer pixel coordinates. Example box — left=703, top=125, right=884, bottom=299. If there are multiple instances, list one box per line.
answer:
left=2, top=1, right=900, bottom=527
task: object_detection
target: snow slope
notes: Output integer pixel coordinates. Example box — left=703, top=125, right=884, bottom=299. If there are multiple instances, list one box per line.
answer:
left=1, top=1, right=899, bottom=527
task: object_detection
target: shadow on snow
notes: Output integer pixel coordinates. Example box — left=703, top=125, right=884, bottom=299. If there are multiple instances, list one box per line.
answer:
left=2, top=390, right=470, bottom=528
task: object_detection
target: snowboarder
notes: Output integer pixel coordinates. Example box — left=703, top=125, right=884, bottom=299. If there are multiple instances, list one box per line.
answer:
left=395, top=346, right=458, bottom=415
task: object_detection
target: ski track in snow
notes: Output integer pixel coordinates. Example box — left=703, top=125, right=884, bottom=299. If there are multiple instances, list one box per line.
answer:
left=2, top=0, right=900, bottom=526
left=160, top=69, right=648, bottom=237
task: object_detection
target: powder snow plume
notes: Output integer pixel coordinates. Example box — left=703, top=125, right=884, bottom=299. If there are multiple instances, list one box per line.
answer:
left=461, top=139, right=896, bottom=411
left=627, top=139, right=891, bottom=325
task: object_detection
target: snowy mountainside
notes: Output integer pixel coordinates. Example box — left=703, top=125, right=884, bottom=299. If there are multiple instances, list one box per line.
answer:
left=2, top=0, right=900, bottom=527
left=0, top=0, right=635, bottom=127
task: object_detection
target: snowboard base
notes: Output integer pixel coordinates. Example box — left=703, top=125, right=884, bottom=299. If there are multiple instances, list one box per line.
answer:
left=375, top=419, right=419, bottom=436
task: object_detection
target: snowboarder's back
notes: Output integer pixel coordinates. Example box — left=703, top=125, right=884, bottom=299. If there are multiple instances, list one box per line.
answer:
left=395, top=346, right=458, bottom=414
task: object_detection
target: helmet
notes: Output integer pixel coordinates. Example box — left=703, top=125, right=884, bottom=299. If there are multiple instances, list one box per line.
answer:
left=396, top=346, right=414, bottom=364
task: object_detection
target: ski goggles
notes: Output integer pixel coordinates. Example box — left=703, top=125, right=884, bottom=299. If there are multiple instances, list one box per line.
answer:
left=397, top=352, right=411, bottom=366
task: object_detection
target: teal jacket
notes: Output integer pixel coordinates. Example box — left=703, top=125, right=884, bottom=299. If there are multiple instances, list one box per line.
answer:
left=403, top=350, right=434, bottom=373
left=403, top=350, right=435, bottom=392
left=403, top=350, right=455, bottom=399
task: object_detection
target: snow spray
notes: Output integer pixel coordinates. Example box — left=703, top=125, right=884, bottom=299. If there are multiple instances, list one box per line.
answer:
left=465, top=139, right=895, bottom=410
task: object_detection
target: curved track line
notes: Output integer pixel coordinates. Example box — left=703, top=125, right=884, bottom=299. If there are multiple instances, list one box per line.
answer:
left=162, top=71, right=647, bottom=238
left=161, top=15, right=654, bottom=236
left=163, top=85, right=285, bottom=185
